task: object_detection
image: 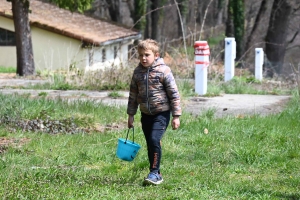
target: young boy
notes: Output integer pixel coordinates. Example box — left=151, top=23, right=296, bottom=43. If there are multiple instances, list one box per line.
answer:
left=127, top=39, right=182, bottom=185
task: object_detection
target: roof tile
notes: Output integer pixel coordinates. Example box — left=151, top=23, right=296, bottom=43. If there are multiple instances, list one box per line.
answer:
left=0, top=0, right=140, bottom=45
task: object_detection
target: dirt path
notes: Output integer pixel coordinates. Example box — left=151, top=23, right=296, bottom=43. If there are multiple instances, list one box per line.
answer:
left=0, top=74, right=292, bottom=118
left=184, top=94, right=290, bottom=118
left=0, top=88, right=291, bottom=118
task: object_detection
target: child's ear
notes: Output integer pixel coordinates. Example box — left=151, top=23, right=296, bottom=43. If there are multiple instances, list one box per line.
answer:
left=155, top=52, right=160, bottom=59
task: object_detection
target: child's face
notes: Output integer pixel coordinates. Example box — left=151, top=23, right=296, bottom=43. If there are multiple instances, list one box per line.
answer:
left=138, top=49, right=159, bottom=67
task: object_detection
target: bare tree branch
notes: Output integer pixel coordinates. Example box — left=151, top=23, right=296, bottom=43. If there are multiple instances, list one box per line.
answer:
left=199, top=0, right=214, bottom=41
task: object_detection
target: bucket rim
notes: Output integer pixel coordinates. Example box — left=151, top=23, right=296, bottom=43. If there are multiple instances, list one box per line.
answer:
left=118, top=138, right=141, bottom=147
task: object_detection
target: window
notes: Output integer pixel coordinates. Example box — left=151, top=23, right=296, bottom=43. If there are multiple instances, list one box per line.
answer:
left=114, top=46, right=117, bottom=58
left=0, top=28, right=16, bottom=46
left=102, top=48, right=106, bottom=62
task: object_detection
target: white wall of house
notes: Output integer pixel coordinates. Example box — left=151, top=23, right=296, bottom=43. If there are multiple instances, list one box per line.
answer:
left=0, top=16, right=13, bottom=31
left=0, top=46, right=16, bottom=68
left=0, top=16, right=134, bottom=72
left=31, top=27, right=86, bottom=72
left=0, top=16, right=16, bottom=68
left=86, top=40, right=132, bottom=71
left=0, top=16, right=87, bottom=71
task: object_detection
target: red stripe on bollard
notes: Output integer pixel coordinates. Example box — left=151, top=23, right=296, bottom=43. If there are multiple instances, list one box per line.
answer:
left=195, top=61, right=210, bottom=65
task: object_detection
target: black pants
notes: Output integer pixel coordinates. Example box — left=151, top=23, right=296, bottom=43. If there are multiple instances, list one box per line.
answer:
left=141, top=110, right=170, bottom=174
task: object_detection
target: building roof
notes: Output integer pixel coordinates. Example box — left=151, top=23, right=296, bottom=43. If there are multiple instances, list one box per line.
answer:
left=0, top=0, right=141, bottom=46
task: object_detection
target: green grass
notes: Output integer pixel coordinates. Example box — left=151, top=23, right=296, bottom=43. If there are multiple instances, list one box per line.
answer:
left=0, top=66, right=15, bottom=73
left=27, top=68, right=132, bottom=91
left=108, top=91, right=124, bottom=98
left=0, top=91, right=299, bottom=199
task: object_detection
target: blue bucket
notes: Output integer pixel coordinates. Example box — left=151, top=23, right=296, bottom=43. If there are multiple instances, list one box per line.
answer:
left=116, top=128, right=141, bottom=161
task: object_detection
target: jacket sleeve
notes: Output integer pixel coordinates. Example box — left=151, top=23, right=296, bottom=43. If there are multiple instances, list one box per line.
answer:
left=127, top=74, right=139, bottom=115
left=163, top=67, right=182, bottom=116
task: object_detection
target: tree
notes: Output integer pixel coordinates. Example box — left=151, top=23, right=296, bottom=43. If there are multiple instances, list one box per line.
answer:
left=177, top=0, right=188, bottom=39
left=225, top=0, right=234, bottom=37
left=107, top=0, right=120, bottom=23
left=128, top=0, right=147, bottom=31
left=49, top=0, right=94, bottom=12
left=265, top=0, right=293, bottom=74
left=150, top=0, right=160, bottom=40
left=10, top=0, right=35, bottom=76
left=225, top=0, right=245, bottom=62
left=232, top=0, right=245, bottom=61
left=144, top=0, right=166, bottom=40
left=216, top=0, right=225, bottom=25
left=244, top=0, right=267, bottom=52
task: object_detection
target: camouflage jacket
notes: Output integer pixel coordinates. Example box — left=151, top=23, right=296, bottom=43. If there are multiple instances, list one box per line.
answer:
left=127, top=58, right=182, bottom=116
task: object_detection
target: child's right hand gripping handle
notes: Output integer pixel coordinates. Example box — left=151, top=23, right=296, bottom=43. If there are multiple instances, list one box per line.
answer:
left=128, top=114, right=134, bottom=128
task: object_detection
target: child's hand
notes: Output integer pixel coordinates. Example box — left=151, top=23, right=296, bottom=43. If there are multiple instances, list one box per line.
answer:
left=171, top=116, right=180, bottom=130
left=128, top=115, right=134, bottom=128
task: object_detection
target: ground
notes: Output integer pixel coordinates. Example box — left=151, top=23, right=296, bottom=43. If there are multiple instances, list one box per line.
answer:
left=0, top=73, right=293, bottom=152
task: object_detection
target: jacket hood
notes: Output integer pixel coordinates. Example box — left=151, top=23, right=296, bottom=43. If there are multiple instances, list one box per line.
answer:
left=138, top=57, right=165, bottom=69
left=153, top=57, right=165, bottom=67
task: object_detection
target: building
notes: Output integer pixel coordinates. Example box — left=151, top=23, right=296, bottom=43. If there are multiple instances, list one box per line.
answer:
left=0, top=0, right=141, bottom=72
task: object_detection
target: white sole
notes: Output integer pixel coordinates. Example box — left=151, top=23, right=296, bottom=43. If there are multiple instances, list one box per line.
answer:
left=143, top=178, right=163, bottom=185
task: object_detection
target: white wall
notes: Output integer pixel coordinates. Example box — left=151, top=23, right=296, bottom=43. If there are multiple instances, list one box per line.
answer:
left=31, top=27, right=87, bottom=72
left=0, top=16, right=88, bottom=71
left=0, top=16, right=134, bottom=72
left=86, top=40, right=132, bottom=71
left=0, top=16, right=16, bottom=68
left=0, top=46, right=16, bottom=67
left=0, top=16, right=14, bottom=31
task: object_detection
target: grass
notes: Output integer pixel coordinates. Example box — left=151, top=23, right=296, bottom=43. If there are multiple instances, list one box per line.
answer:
left=0, top=89, right=299, bottom=199
left=108, top=91, right=124, bottom=98
left=0, top=66, right=16, bottom=73
left=28, top=66, right=133, bottom=91
left=22, top=64, right=294, bottom=99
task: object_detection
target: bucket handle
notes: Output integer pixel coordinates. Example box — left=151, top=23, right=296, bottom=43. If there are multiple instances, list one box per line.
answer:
left=125, top=127, right=135, bottom=144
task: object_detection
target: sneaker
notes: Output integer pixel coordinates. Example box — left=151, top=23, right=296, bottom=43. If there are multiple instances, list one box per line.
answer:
left=143, top=172, right=163, bottom=185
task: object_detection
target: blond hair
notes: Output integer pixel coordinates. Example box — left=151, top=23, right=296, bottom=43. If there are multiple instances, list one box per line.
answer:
left=137, top=39, right=160, bottom=54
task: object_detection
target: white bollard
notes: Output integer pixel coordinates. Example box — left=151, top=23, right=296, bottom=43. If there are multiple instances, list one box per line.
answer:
left=194, top=41, right=210, bottom=95
left=224, top=38, right=236, bottom=82
left=255, top=48, right=264, bottom=81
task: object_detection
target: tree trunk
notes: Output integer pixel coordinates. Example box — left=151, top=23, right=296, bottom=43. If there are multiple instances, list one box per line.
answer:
left=245, top=0, right=267, bottom=52
left=129, top=0, right=146, bottom=31
left=108, top=0, right=120, bottom=22
left=144, top=1, right=151, bottom=39
left=232, top=0, right=245, bottom=61
left=216, top=0, right=225, bottom=25
left=12, top=0, right=35, bottom=76
left=150, top=0, right=160, bottom=40
left=225, top=0, right=234, bottom=37
left=177, top=0, right=188, bottom=39
left=265, top=0, right=292, bottom=74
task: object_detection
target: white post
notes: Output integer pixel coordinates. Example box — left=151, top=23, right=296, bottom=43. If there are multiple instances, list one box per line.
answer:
left=224, top=38, right=236, bottom=82
left=194, top=41, right=210, bottom=95
left=255, top=48, right=264, bottom=81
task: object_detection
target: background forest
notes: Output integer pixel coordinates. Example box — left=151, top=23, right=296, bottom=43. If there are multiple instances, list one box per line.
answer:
left=82, top=0, right=300, bottom=78
left=9, top=0, right=300, bottom=78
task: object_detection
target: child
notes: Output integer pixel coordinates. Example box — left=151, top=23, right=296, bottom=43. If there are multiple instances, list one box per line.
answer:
left=127, top=39, right=182, bottom=185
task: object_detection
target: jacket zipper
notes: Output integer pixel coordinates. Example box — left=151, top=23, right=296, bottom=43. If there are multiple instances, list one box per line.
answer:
left=146, top=67, right=153, bottom=114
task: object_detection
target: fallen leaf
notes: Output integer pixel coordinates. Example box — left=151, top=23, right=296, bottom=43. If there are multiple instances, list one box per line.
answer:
left=204, top=128, right=209, bottom=134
